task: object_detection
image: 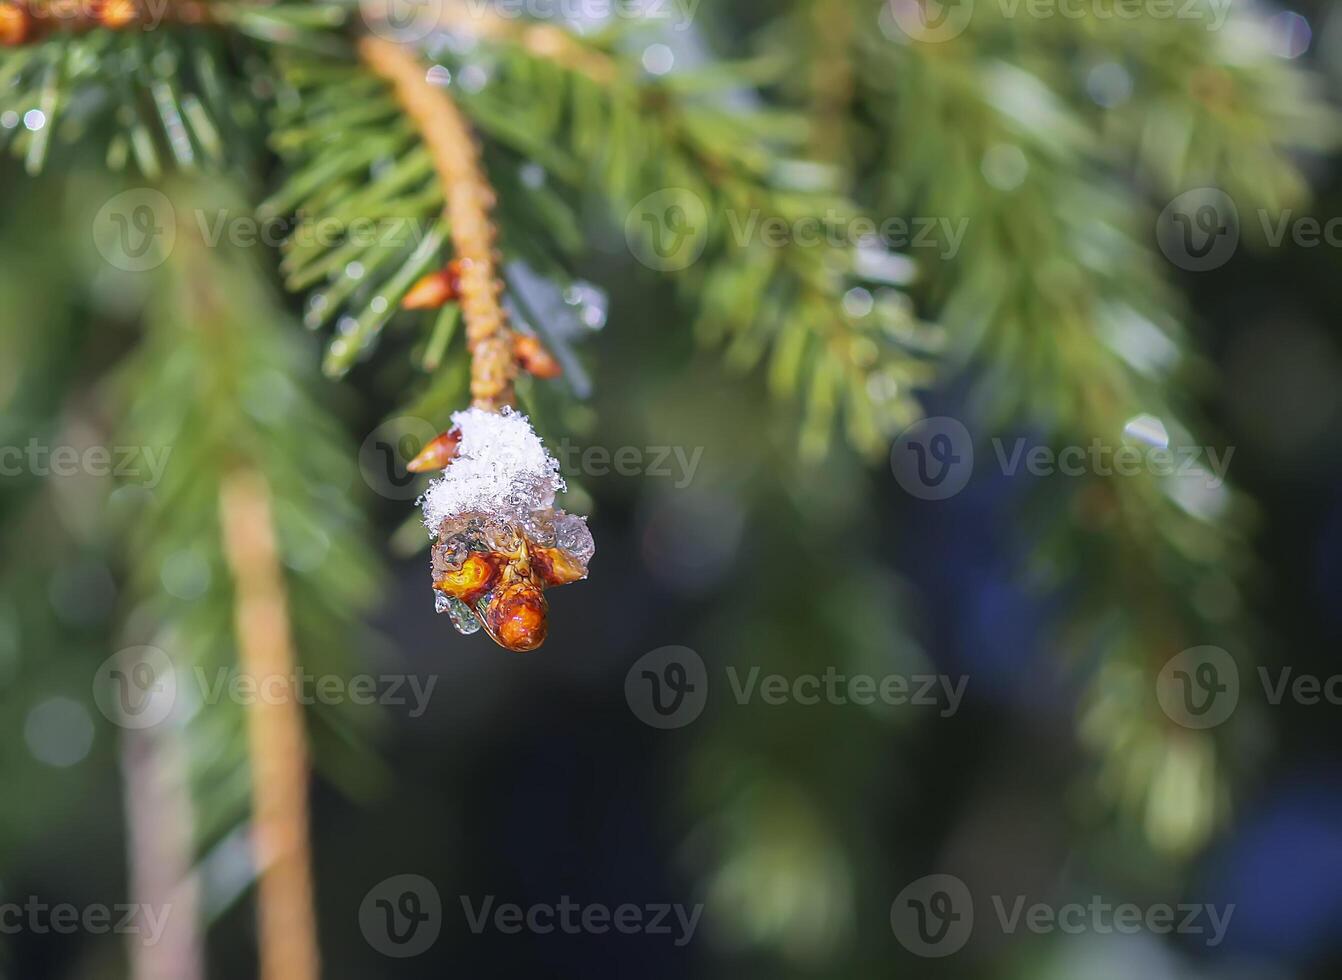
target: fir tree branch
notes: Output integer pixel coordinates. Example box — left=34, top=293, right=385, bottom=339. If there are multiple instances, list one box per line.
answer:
left=423, top=14, right=936, bottom=456
left=848, top=3, right=1331, bottom=852
left=0, top=0, right=213, bottom=45
left=1036, top=7, right=1335, bottom=208
left=359, top=0, right=618, bottom=83
left=114, top=177, right=383, bottom=949
left=219, top=468, right=320, bottom=980
left=0, top=19, right=262, bottom=175
left=359, top=33, right=520, bottom=411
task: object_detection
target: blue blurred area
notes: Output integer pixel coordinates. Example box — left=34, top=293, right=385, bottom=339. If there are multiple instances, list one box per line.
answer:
left=1208, top=776, right=1342, bottom=963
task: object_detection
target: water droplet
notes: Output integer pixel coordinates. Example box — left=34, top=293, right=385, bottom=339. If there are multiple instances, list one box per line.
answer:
left=447, top=595, right=482, bottom=634
left=552, top=512, right=595, bottom=565
left=1123, top=413, right=1170, bottom=449
left=1, top=112, right=18, bottom=130
left=23, top=109, right=46, bottom=132
left=843, top=287, right=874, bottom=318
left=981, top=143, right=1029, bottom=191
left=1270, top=11, right=1311, bottom=59
left=642, top=44, right=675, bottom=76
left=345, top=261, right=365, bottom=280
left=854, top=247, right=916, bottom=285
left=564, top=281, right=608, bottom=330
left=425, top=64, right=452, bottom=87
left=459, top=64, right=488, bottom=93
left=25, top=697, right=94, bottom=768
left=867, top=372, right=900, bottom=404
left=1086, top=61, right=1133, bottom=108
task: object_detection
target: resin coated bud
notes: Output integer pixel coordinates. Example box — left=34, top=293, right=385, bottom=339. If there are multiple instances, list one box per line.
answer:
left=433, top=553, right=501, bottom=606
left=419, top=409, right=591, bottom=652
left=429, top=510, right=592, bottom=650
left=480, top=582, right=548, bottom=653
left=533, top=546, right=587, bottom=587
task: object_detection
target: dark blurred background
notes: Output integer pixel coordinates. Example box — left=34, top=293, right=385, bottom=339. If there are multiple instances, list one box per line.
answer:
left=4, top=1, right=1342, bottom=978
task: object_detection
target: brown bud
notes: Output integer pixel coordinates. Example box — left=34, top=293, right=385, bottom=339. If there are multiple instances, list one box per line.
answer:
left=532, top=546, right=587, bottom=587
left=97, top=0, right=137, bottom=28
left=407, top=427, right=462, bottom=473
left=513, top=333, right=562, bottom=379
left=402, top=261, right=463, bottom=310
left=0, top=3, right=31, bottom=46
left=480, top=582, right=548, bottom=652
left=433, top=553, right=501, bottom=606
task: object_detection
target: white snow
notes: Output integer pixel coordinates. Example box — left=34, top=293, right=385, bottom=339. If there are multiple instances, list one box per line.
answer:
left=418, top=407, right=565, bottom=534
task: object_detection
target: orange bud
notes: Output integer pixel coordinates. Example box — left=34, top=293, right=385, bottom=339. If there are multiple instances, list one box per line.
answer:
left=402, top=261, right=462, bottom=310
left=480, top=582, right=548, bottom=652
left=98, top=0, right=137, bottom=28
left=513, top=333, right=562, bottom=379
left=0, top=3, right=30, bottom=46
left=407, top=427, right=462, bottom=474
left=433, top=553, right=500, bottom=606
left=533, top=546, right=587, bottom=587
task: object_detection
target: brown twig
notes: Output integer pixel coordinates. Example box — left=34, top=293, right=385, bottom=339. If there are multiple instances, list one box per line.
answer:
left=0, top=0, right=211, bottom=46
left=360, top=34, right=518, bottom=412
left=219, top=469, right=320, bottom=980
